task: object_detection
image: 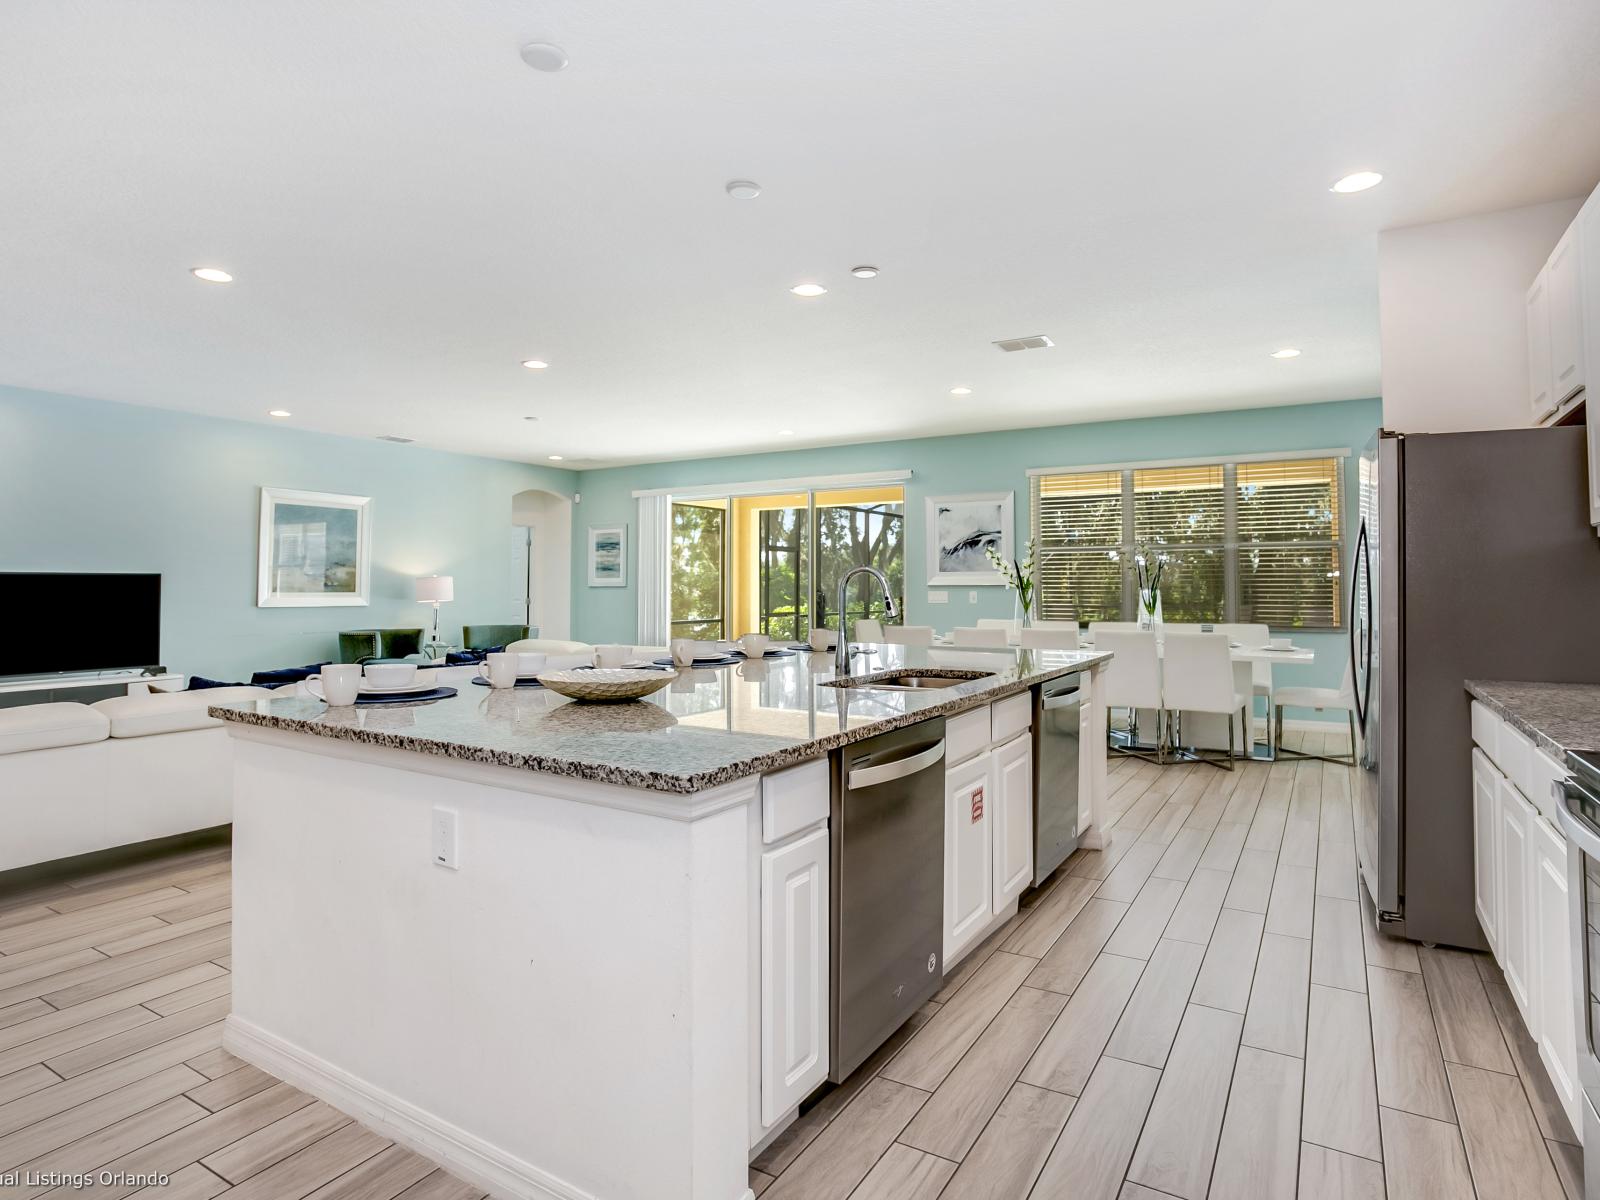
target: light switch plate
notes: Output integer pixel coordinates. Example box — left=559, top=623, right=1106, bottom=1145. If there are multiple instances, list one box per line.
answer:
left=431, top=807, right=460, bottom=870
left=968, top=591, right=978, bottom=603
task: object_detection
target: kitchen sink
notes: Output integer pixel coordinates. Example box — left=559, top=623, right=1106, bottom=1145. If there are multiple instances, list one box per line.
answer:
left=822, top=670, right=993, bottom=692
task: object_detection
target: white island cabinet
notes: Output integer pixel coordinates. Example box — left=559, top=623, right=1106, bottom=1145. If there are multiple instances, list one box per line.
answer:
left=211, top=642, right=1114, bottom=1200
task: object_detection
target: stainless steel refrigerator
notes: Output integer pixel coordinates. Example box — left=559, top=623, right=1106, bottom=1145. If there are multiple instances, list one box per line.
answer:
left=1352, top=426, right=1600, bottom=950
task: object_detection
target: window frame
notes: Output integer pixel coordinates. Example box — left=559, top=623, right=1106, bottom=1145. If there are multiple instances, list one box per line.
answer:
left=1029, top=449, right=1347, bottom=631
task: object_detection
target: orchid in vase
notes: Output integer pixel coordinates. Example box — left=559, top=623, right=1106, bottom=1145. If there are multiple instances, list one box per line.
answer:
left=985, top=536, right=1037, bottom=625
left=1113, top=540, right=1175, bottom=630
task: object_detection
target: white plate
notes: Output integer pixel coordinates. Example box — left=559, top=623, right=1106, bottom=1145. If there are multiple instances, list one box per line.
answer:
left=357, top=672, right=437, bottom=694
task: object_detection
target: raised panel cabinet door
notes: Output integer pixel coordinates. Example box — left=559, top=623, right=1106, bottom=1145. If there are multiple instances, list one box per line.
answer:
left=1498, top=777, right=1535, bottom=1025
left=1472, top=749, right=1499, bottom=954
left=992, top=732, right=1034, bottom=911
left=1077, top=695, right=1096, bottom=836
left=1531, top=816, right=1581, bottom=1130
left=1578, top=191, right=1600, bottom=525
left=945, top=750, right=994, bottom=965
left=760, top=825, right=829, bottom=1126
left=1548, top=224, right=1587, bottom=405
left=1527, top=269, right=1555, bottom=423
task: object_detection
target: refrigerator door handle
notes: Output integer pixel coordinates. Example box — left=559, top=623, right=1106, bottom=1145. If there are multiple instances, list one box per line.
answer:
left=1349, top=522, right=1370, bottom=731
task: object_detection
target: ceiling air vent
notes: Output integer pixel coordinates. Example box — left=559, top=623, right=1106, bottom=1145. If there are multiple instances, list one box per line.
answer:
left=992, top=334, right=1055, bottom=353
left=377, top=435, right=415, bottom=444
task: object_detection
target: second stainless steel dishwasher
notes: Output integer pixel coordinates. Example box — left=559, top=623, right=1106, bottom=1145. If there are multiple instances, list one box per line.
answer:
left=1033, top=672, right=1084, bottom=884
left=828, top=716, right=946, bottom=1081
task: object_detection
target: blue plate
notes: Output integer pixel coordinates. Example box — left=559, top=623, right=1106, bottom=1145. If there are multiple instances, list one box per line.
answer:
left=470, top=676, right=544, bottom=688
left=652, top=655, right=740, bottom=667
left=353, top=686, right=458, bottom=705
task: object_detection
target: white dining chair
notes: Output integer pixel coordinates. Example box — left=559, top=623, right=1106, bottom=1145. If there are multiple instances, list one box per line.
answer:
left=855, top=618, right=885, bottom=643
left=1087, top=621, right=1140, bottom=646
left=975, top=618, right=1022, bottom=643
left=952, top=626, right=1010, bottom=647
left=1021, top=626, right=1079, bottom=650
left=1273, top=659, right=1358, bottom=765
left=1161, top=633, right=1251, bottom=769
left=1094, top=630, right=1165, bottom=761
left=883, top=625, right=935, bottom=646
left=1219, top=623, right=1273, bottom=749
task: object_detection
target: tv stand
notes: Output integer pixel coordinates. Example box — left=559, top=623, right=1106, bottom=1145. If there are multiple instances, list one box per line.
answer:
left=0, top=668, right=181, bottom=708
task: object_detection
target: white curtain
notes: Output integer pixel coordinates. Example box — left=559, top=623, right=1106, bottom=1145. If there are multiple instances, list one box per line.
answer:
left=636, top=493, right=672, bottom=646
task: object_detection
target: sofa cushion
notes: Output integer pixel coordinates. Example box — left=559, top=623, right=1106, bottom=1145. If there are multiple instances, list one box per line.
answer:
left=504, top=638, right=594, bottom=656
left=92, top=686, right=273, bottom=738
left=0, top=703, right=110, bottom=755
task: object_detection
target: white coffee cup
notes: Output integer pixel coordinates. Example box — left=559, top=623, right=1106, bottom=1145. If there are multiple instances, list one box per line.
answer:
left=363, top=663, right=417, bottom=690
left=486, top=651, right=519, bottom=689
left=670, top=639, right=696, bottom=666
left=311, top=663, right=363, bottom=706
left=808, top=627, right=838, bottom=651
left=738, top=633, right=770, bottom=657
left=595, top=644, right=631, bottom=668
left=1270, top=636, right=1293, bottom=651
left=515, top=651, right=548, bottom=677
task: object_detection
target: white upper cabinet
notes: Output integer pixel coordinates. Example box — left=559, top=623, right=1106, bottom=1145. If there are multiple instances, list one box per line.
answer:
left=1547, top=224, right=1586, bottom=407
left=1527, top=270, right=1555, bottom=424
left=1578, top=190, right=1600, bottom=526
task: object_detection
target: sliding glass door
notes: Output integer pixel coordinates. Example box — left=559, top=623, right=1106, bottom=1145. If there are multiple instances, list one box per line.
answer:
left=667, top=485, right=904, bottom=642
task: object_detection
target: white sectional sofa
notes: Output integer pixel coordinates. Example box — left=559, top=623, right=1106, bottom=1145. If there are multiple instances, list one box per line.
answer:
left=0, top=685, right=270, bottom=873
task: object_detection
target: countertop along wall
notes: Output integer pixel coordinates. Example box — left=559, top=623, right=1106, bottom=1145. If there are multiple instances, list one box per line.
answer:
left=568, top=397, right=1382, bottom=710
left=0, top=385, right=576, bottom=681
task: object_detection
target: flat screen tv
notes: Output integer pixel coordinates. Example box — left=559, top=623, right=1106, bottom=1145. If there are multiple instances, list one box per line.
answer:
left=2, top=573, right=161, bottom=677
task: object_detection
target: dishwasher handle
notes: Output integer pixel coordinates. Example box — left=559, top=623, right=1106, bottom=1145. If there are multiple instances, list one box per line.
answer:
left=1557, top=779, right=1600, bottom=860
left=1042, top=688, right=1082, bottom=710
left=848, top=739, right=947, bottom=790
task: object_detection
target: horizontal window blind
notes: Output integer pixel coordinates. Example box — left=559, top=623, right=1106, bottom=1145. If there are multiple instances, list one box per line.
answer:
left=1030, top=454, right=1344, bottom=629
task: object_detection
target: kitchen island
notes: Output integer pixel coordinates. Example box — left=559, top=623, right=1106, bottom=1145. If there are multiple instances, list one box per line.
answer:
left=210, top=644, right=1110, bottom=1200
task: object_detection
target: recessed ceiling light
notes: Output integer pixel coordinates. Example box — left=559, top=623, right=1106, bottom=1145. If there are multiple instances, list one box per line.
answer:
left=726, top=180, right=762, bottom=200
left=521, top=359, right=549, bottom=370
left=190, top=267, right=232, bottom=283
left=377, top=435, right=415, bottom=444
left=1330, top=171, right=1383, bottom=194
left=267, top=409, right=292, bottom=418
left=778, top=429, right=795, bottom=436
left=1270, top=348, right=1302, bottom=359
left=789, top=283, right=827, bottom=297
left=850, top=266, right=880, bottom=279
left=547, top=454, right=564, bottom=461
left=519, top=42, right=568, bottom=72
left=523, top=415, right=539, bottom=422
left=949, top=386, right=973, bottom=396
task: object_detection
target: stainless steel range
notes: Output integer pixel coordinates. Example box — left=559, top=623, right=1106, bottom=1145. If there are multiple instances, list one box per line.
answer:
left=1555, top=747, right=1600, bottom=1192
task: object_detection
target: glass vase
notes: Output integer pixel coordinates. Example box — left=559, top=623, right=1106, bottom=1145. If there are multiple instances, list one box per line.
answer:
left=1137, top=588, right=1163, bottom=632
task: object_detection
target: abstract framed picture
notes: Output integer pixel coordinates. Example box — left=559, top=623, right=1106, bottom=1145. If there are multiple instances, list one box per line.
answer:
left=925, top=492, right=1013, bottom=585
left=588, top=524, right=627, bottom=587
left=257, top=487, right=372, bottom=607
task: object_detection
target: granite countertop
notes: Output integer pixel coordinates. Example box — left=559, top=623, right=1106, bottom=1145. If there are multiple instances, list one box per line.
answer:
left=210, top=645, right=1111, bottom=794
left=1465, top=680, right=1600, bottom=761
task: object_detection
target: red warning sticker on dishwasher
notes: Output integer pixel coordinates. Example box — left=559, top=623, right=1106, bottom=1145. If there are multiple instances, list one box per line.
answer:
left=971, top=788, right=984, bottom=822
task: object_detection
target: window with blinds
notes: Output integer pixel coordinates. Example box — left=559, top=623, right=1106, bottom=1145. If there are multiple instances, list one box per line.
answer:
left=1029, top=454, right=1345, bottom=629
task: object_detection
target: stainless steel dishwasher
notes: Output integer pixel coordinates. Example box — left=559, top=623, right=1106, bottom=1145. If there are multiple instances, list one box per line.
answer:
left=828, top=717, right=946, bottom=1081
left=1033, top=672, right=1084, bottom=884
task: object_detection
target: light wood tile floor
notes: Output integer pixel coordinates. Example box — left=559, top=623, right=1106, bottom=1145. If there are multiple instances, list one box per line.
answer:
left=0, top=844, right=482, bottom=1200
left=0, top=729, right=1582, bottom=1200
left=753, top=730, right=1583, bottom=1200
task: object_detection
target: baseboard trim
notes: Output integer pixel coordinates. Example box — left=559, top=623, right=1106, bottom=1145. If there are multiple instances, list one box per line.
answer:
left=223, top=1015, right=598, bottom=1200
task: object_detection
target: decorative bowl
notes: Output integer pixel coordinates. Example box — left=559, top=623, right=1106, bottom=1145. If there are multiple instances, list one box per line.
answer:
left=536, top=668, right=674, bottom=703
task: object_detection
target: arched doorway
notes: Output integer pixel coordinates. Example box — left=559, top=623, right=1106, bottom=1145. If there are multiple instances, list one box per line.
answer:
left=511, top=489, right=573, bottom=641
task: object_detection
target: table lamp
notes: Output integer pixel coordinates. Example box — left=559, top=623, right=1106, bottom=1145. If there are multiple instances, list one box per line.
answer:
left=414, top=575, right=454, bottom=648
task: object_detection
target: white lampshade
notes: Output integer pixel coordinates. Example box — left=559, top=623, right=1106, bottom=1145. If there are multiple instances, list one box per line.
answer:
left=414, top=575, right=454, bottom=604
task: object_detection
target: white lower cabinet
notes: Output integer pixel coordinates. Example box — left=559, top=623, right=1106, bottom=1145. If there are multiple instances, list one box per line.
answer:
left=1471, top=749, right=1499, bottom=954
left=1498, top=775, right=1535, bottom=1022
left=1532, top=814, right=1581, bottom=1129
left=991, top=733, right=1034, bottom=911
left=759, top=825, right=829, bottom=1127
left=945, top=751, right=994, bottom=965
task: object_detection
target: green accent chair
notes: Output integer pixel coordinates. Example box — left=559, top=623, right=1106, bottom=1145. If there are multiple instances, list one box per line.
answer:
left=461, top=624, right=534, bottom=651
left=338, top=628, right=425, bottom=664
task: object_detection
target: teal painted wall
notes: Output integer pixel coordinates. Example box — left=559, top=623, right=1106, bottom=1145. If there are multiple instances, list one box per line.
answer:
left=569, top=398, right=1381, bottom=712
left=0, top=386, right=576, bottom=681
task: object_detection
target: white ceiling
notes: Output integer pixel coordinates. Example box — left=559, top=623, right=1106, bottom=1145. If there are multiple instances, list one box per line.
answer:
left=3, top=1, right=1599, bottom=468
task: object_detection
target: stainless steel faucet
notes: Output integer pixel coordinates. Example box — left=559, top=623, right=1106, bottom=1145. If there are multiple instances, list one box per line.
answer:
left=834, top=565, right=899, bottom=676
